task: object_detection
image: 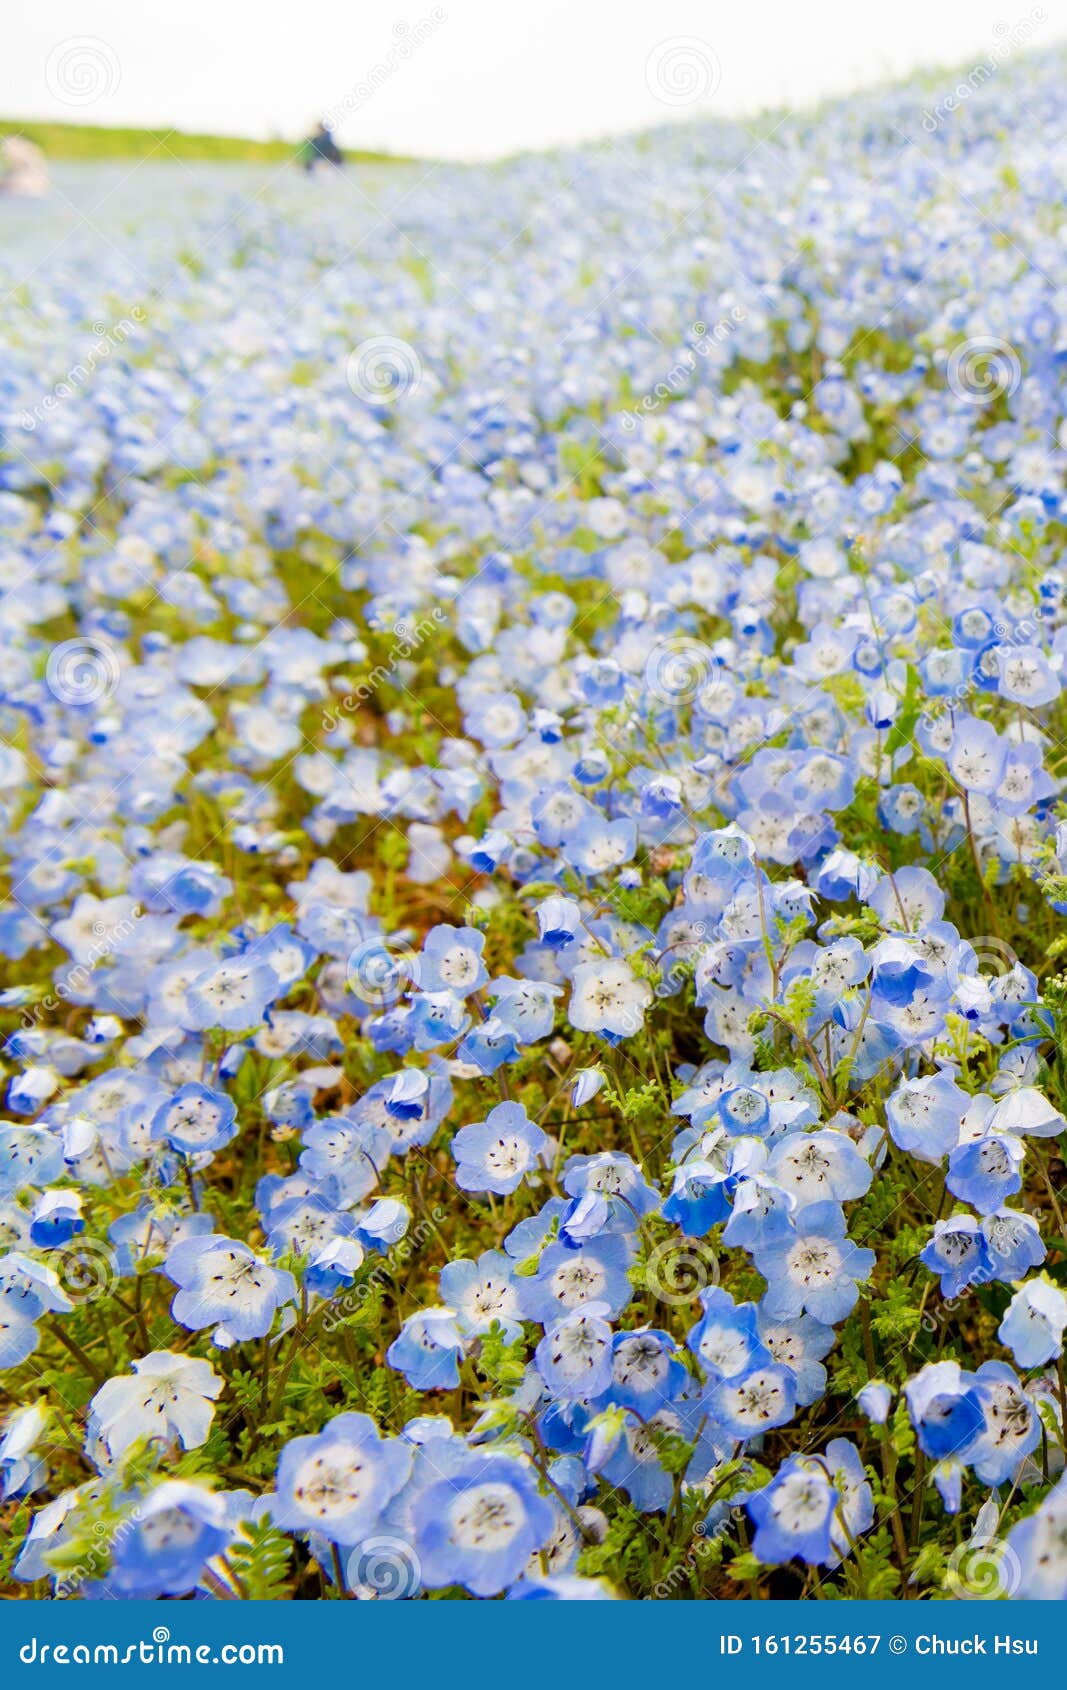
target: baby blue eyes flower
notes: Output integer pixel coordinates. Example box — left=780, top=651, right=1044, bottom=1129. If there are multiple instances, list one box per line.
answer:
left=439, top=1251, right=521, bottom=1340
left=412, top=1454, right=554, bottom=1596
left=857, top=1381, right=893, bottom=1424
left=0, top=1254, right=72, bottom=1366
left=688, top=1288, right=769, bottom=1382
left=981, top=1207, right=1045, bottom=1281
left=108, top=1481, right=233, bottom=1597
left=946, top=1132, right=1025, bottom=1212
left=904, top=1361, right=984, bottom=1461
left=570, top=1066, right=606, bottom=1108
left=748, top=1456, right=839, bottom=1565
left=766, top=1129, right=872, bottom=1205
left=0, top=1402, right=48, bottom=1499
left=418, top=923, right=488, bottom=995
left=28, top=1189, right=83, bottom=1249
left=272, top=1412, right=412, bottom=1543
left=969, top=1362, right=1041, bottom=1487
left=535, top=1302, right=615, bottom=1400
left=518, top=1234, right=634, bottom=1324
left=452, top=1101, right=549, bottom=1196
left=998, top=1277, right=1067, bottom=1368
left=536, top=896, right=584, bottom=948
left=986, top=1084, right=1067, bottom=1138
left=885, top=1071, right=967, bottom=1162
left=708, top=1363, right=797, bottom=1441
left=920, top=1214, right=990, bottom=1298
left=569, top=958, right=652, bottom=1040
left=387, top=1307, right=467, bottom=1390
left=753, top=1202, right=875, bottom=1324
left=183, top=955, right=282, bottom=1031
left=1008, top=1473, right=1067, bottom=1599
left=89, top=1351, right=223, bottom=1458
left=151, top=1081, right=238, bottom=1156
left=164, top=1235, right=297, bottom=1344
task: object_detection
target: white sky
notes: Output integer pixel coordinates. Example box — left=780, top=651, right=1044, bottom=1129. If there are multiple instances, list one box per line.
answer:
left=3, top=0, right=1065, bottom=160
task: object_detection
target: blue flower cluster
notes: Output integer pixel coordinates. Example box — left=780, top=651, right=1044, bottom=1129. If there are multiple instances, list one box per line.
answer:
left=1, top=51, right=1067, bottom=1602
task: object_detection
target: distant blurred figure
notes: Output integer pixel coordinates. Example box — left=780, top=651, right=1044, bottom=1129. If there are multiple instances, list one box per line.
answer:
left=299, top=122, right=343, bottom=173
left=0, top=136, right=49, bottom=198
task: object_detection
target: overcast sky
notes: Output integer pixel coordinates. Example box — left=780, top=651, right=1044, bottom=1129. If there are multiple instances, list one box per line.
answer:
left=3, top=0, right=1062, bottom=159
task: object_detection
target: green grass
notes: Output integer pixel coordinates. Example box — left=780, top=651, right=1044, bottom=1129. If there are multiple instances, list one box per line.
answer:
left=0, top=117, right=409, bottom=166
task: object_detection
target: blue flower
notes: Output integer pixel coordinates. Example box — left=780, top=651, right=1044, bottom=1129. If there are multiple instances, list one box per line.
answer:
left=418, top=924, right=488, bottom=995
left=387, top=1307, right=467, bottom=1390
left=412, top=1454, right=554, bottom=1596
left=151, top=1081, right=237, bottom=1156
left=904, top=1361, right=983, bottom=1461
left=535, top=1302, right=615, bottom=1400
left=164, top=1235, right=297, bottom=1343
left=108, top=1481, right=233, bottom=1596
left=273, top=1412, right=412, bottom=1543
left=518, top=1234, right=634, bottom=1325
left=946, top=1132, right=1024, bottom=1213
left=998, top=1276, right=1067, bottom=1368
left=451, top=1101, right=549, bottom=1196
left=748, top=1455, right=839, bottom=1565
left=753, top=1202, right=875, bottom=1324
left=89, top=1352, right=222, bottom=1458
left=920, top=1213, right=991, bottom=1297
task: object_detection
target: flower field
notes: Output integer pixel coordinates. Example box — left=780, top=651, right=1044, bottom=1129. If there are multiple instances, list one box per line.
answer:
left=3, top=52, right=1067, bottom=1603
